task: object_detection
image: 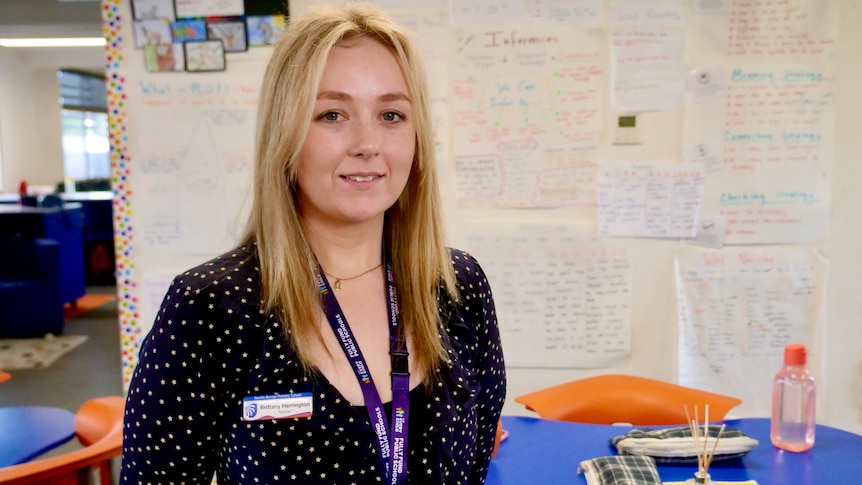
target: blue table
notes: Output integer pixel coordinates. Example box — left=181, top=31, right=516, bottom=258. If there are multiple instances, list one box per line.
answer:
left=488, top=416, right=862, bottom=484
left=0, top=406, right=76, bottom=467
left=0, top=191, right=116, bottom=285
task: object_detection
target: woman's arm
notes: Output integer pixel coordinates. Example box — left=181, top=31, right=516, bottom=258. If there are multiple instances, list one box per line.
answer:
left=459, top=252, right=507, bottom=483
left=120, top=275, right=251, bottom=483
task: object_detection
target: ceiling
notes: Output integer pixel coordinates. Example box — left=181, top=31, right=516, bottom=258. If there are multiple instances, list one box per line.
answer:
left=0, top=0, right=104, bottom=72
left=0, top=0, right=102, bottom=39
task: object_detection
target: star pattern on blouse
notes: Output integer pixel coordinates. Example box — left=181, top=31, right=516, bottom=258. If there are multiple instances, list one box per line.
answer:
left=121, top=246, right=505, bottom=484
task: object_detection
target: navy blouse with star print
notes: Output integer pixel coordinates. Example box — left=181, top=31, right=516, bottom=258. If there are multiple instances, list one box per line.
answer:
left=120, top=244, right=506, bottom=484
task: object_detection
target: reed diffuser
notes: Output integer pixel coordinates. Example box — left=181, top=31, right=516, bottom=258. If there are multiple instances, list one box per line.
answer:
left=684, top=405, right=726, bottom=485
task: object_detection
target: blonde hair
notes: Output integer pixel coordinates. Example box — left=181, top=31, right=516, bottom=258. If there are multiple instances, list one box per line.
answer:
left=242, top=3, right=457, bottom=379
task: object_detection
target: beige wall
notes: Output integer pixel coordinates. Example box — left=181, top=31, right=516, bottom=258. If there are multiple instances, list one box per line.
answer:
left=0, top=46, right=103, bottom=193
left=825, top=0, right=862, bottom=434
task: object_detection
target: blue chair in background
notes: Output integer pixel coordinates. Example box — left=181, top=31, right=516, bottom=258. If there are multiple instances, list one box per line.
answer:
left=0, top=237, right=65, bottom=338
left=0, top=203, right=86, bottom=307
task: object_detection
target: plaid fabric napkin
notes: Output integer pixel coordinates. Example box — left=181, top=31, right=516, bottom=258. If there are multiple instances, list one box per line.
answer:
left=577, top=455, right=662, bottom=485
left=611, top=425, right=759, bottom=464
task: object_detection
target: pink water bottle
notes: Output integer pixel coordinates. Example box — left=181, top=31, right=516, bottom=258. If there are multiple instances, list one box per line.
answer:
left=770, top=344, right=816, bottom=452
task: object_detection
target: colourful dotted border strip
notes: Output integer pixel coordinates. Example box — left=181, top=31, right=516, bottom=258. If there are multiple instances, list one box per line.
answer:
left=103, top=0, right=140, bottom=388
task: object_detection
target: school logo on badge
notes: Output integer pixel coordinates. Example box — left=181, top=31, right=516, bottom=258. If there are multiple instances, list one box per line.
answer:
left=244, top=402, right=259, bottom=419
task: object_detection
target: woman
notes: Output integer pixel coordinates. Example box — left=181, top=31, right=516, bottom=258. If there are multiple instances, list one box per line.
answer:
left=121, top=3, right=506, bottom=484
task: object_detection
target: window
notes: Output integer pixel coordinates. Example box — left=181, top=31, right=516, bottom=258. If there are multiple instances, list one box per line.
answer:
left=57, top=69, right=110, bottom=181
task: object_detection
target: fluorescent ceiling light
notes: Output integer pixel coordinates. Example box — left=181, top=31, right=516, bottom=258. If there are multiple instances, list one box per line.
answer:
left=0, top=37, right=106, bottom=48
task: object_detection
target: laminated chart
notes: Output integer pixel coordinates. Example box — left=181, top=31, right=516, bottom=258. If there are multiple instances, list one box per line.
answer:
left=675, top=247, right=826, bottom=417
left=596, top=162, right=706, bottom=238
left=452, top=25, right=605, bottom=208
left=465, top=225, right=633, bottom=368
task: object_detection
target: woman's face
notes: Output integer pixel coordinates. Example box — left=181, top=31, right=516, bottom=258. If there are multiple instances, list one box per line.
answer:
left=295, top=36, right=415, bottom=228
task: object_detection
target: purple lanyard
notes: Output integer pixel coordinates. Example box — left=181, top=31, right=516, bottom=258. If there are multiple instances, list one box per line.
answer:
left=317, top=263, right=409, bottom=485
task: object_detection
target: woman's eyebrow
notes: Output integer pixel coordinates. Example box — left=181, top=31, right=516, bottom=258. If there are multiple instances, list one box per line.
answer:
left=379, top=93, right=412, bottom=103
left=316, top=90, right=350, bottom=101
left=316, top=91, right=411, bottom=103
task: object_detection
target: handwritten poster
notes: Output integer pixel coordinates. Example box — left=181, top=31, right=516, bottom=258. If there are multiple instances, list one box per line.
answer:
left=688, top=0, right=839, bottom=58
left=676, top=246, right=827, bottom=417
left=131, top=76, right=261, bottom=254
left=685, top=65, right=834, bottom=244
left=384, top=5, right=453, bottom=191
left=173, top=0, right=244, bottom=18
left=450, top=0, right=603, bottom=26
left=464, top=224, right=633, bottom=368
left=707, top=162, right=829, bottom=243
left=610, top=0, right=686, bottom=112
left=452, top=25, right=605, bottom=208
left=597, top=162, right=705, bottom=238
left=721, top=66, right=832, bottom=171
left=692, top=0, right=729, bottom=15
left=727, top=0, right=838, bottom=57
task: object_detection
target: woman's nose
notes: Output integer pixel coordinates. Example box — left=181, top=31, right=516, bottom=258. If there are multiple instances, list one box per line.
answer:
left=348, top=119, right=381, bottom=158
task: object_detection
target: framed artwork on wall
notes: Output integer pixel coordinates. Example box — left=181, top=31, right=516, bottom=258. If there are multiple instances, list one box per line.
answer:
left=171, top=19, right=207, bottom=42
left=206, top=19, right=248, bottom=52
left=246, top=15, right=285, bottom=46
left=144, top=44, right=185, bottom=72
left=132, top=0, right=176, bottom=21
left=184, top=40, right=226, bottom=72
left=133, top=19, right=172, bottom=47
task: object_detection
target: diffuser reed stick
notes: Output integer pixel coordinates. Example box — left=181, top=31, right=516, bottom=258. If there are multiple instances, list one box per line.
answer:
left=683, top=404, right=725, bottom=484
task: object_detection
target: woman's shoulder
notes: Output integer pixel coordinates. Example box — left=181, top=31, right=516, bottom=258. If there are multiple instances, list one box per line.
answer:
left=158, top=243, right=263, bottom=322
left=447, top=247, right=487, bottom=283
left=445, top=247, right=495, bottom=306
left=153, top=242, right=265, bottom=338
left=172, top=242, right=260, bottom=293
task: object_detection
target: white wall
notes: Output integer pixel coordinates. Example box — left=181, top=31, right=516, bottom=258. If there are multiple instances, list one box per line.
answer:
left=824, top=0, right=862, bottom=432
left=0, top=46, right=103, bottom=193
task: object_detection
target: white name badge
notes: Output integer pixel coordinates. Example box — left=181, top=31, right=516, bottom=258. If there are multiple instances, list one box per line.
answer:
left=242, top=392, right=313, bottom=421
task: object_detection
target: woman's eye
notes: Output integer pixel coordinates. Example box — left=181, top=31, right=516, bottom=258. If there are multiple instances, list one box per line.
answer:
left=382, top=111, right=403, bottom=122
left=320, top=111, right=340, bottom=121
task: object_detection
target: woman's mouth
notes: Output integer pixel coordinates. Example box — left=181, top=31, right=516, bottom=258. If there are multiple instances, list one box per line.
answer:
left=343, top=174, right=379, bottom=182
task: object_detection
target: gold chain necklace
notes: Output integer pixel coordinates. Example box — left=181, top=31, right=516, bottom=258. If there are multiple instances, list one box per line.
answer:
left=322, top=262, right=383, bottom=290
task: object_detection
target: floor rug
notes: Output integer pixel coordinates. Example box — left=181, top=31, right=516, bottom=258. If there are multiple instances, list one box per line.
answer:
left=0, top=334, right=89, bottom=370
left=64, top=293, right=116, bottom=319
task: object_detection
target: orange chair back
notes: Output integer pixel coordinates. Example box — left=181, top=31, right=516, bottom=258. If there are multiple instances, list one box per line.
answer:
left=514, top=374, right=742, bottom=426
left=0, top=372, right=10, bottom=387
left=0, top=396, right=125, bottom=485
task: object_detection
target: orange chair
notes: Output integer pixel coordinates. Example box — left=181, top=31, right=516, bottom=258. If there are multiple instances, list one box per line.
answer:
left=492, top=419, right=503, bottom=458
left=514, top=374, right=742, bottom=426
left=0, top=372, right=10, bottom=387
left=0, top=395, right=124, bottom=484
